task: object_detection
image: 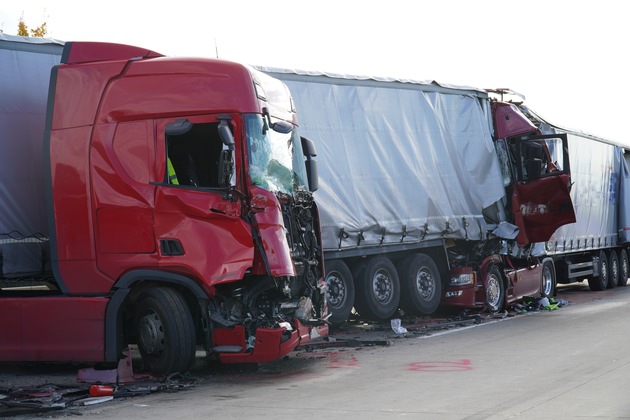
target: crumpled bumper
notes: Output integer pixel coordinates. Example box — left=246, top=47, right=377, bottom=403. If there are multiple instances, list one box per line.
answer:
left=213, top=320, right=329, bottom=364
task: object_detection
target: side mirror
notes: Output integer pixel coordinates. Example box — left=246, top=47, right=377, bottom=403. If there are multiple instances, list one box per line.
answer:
left=305, top=159, right=318, bottom=192
left=301, top=136, right=317, bottom=157
left=301, top=137, right=318, bottom=192
left=262, top=107, right=294, bottom=134
left=218, top=118, right=234, bottom=150
left=271, top=120, right=293, bottom=134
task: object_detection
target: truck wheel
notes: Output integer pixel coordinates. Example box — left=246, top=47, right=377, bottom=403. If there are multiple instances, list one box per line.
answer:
left=399, top=254, right=442, bottom=315
left=325, top=260, right=355, bottom=323
left=134, top=287, right=196, bottom=374
left=618, top=249, right=629, bottom=286
left=607, top=250, right=619, bottom=289
left=540, top=260, right=556, bottom=297
left=588, top=250, right=608, bottom=291
left=354, top=256, right=400, bottom=321
left=484, top=265, right=505, bottom=313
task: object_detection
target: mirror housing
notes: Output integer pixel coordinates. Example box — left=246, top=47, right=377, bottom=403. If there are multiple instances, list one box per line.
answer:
left=301, top=137, right=318, bottom=192
left=271, top=120, right=293, bottom=134
left=301, top=136, right=317, bottom=157
left=217, top=115, right=234, bottom=150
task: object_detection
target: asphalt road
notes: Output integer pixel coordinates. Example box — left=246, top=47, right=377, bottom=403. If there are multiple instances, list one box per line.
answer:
left=2, top=282, right=630, bottom=419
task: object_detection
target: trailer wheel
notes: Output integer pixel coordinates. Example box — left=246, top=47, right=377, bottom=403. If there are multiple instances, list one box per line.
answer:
left=607, top=250, right=619, bottom=289
left=399, top=254, right=442, bottom=315
left=134, top=287, right=196, bottom=374
left=618, top=249, right=629, bottom=286
left=588, top=250, right=608, bottom=291
left=484, top=265, right=505, bottom=313
left=325, top=260, right=355, bottom=323
left=541, top=260, right=556, bottom=297
left=354, top=256, right=400, bottom=321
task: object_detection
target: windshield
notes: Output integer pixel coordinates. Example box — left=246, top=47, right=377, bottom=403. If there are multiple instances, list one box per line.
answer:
left=246, top=114, right=309, bottom=194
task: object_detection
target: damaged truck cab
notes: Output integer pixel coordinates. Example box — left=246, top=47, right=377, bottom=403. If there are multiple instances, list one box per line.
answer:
left=0, top=38, right=327, bottom=374
left=444, top=98, right=575, bottom=311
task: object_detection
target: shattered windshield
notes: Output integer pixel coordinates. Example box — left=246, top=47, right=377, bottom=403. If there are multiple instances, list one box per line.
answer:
left=246, top=114, right=309, bottom=194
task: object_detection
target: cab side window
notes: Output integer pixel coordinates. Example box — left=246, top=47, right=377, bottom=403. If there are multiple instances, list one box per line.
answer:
left=165, top=122, right=223, bottom=188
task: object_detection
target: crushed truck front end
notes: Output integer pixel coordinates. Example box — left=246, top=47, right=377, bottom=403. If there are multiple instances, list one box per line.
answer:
left=2, top=38, right=326, bottom=374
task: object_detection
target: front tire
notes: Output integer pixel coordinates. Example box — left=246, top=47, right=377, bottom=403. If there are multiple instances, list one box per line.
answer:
left=484, top=265, right=505, bottom=313
left=541, top=259, right=556, bottom=297
left=134, top=287, right=196, bottom=374
left=354, top=256, right=400, bottom=321
left=325, top=259, right=355, bottom=324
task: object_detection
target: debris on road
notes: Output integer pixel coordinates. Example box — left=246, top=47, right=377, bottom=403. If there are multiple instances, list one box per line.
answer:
left=391, top=319, right=408, bottom=334
left=0, top=372, right=195, bottom=417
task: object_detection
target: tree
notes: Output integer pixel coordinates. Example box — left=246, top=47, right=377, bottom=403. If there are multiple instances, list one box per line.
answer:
left=16, top=16, right=48, bottom=38
left=17, top=18, right=28, bottom=36
left=30, top=22, right=47, bottom=38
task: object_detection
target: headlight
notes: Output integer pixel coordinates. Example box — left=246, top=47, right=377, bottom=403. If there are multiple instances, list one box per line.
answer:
left=449, top=273, right=474, bottom=286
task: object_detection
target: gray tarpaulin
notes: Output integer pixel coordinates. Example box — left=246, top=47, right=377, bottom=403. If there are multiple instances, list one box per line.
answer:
left=0, top=35, right=63, bottom=275
left=619, top=153, right=630, bottom=244
left=259, top=68, right=507, bottom=252
left=534, top=117, right=629, bottom=253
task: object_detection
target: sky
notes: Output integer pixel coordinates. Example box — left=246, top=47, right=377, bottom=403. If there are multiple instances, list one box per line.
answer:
left=2, top=0, right=628, bottom=146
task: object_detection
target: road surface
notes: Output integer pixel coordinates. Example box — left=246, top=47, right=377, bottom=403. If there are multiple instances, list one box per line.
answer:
left=2, top=282, right=629, bottom=419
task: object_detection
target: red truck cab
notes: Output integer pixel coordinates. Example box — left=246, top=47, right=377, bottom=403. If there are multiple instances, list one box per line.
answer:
left=443, top=100, right=575, bottom=312
left=0, top=41, right=327, bottom=373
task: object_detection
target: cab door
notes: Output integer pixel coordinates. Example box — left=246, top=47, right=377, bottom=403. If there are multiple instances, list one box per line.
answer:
left=509, top=134, right=576, bottom=246
left=153, top=116, right=254, bottom=284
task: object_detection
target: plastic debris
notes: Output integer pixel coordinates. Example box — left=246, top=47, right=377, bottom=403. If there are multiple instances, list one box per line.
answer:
left=390, top=318, right=408, bottom=334
left=538, top=297, right=550, bottom=308
left=0, top=370, right=196, bottom=416
left=76, top=396, right=114, bottom=406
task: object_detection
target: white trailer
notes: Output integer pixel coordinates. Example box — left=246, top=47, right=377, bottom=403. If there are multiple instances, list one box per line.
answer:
left=517, top=105, right=630, bottom=290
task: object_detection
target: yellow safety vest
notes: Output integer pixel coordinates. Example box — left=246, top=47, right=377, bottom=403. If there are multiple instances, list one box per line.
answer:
left=167, top=158, right=179, bottom=185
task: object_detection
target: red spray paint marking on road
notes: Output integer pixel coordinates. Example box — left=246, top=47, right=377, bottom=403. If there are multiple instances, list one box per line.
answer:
left=297, top=350, right=361, bottom=369
left=407, top=359, right=473, bottom=372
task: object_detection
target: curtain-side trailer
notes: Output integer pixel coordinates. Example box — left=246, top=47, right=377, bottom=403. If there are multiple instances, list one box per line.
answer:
left=260, top=68, right=576, bottom=323
left=517, top=104, right=630, bottom=290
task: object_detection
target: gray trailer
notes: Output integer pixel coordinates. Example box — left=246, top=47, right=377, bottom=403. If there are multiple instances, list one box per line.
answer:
left=517, top=105, right=630, bottom=290
left=0, top=35, right=63, bottom=279
left=260, top=68, right=575, bottom=323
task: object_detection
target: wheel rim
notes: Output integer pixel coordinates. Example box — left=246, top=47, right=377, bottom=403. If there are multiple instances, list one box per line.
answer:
left=542, top=265, right=553, bottom=296
left=611, top=256, right=619, bottom=281
left=326, top=271, right=346, bottom=309
left=486, top=274, right=501, bottom=310
left=371, top=268, right=393, bottom=304
left=415, top=267, right=435, bottom=300
left=138, top=310, right=165, bottom=356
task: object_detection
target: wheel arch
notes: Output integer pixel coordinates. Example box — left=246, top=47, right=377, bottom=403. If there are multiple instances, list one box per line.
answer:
left=479, top=255, right=507, bottom=286
left=104, top=269, right=210, bottom=362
